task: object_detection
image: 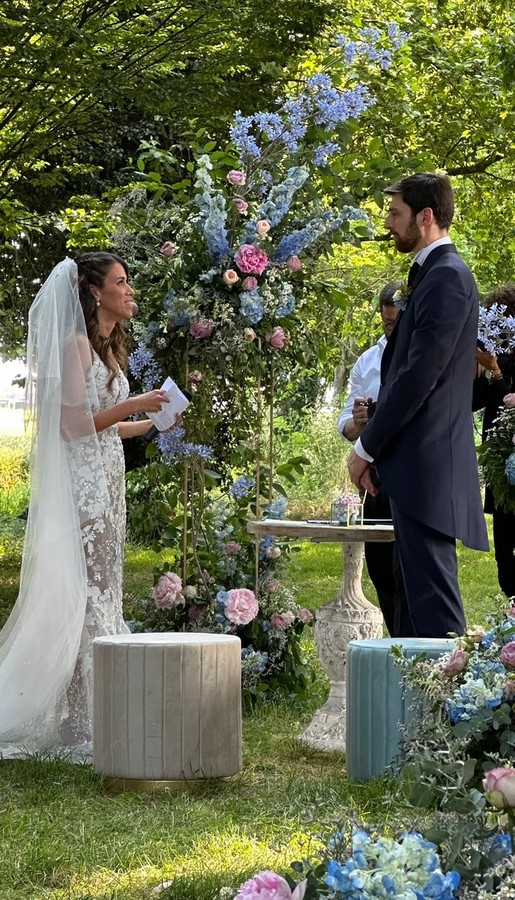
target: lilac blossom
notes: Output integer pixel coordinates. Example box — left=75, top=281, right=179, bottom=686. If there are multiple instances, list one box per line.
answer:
left=157, top=426, right=213, bottom=463
left=314, top=141, right=341, bottom=166
left=230, top=475, right=256, bottom=499
left=128, top=343, right=162, bottom=389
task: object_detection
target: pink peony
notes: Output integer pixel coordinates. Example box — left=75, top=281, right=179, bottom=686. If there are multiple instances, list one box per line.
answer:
left=483, top=766, right=515, bottom=808
left=235, top=197, right=249, bottom=215
left=271, top=611, right=295, bottom=630
left=227, top=169, right=246, bottom=186
left=243, top=327, right=257, bottom=342
left=160, top=241, right=177, bottom=257
left=190, top=317, right=216, bottom=339
left=442, top=647, right=469, bottom=676
left=188, top=370, right=203, bottom=385
left=298, top=608, right=314, bottom=624
left=504, top=393, right=515, bottom=408
left=224, top=540, right=242, bottom=556
left=225, top=588, right=258, bottom=625
left=501, top=641, right=515, bottom=669
left=286, top=255, right=302, bottom=271
left=235, top=871, right=307, bottom=900
left=235, top=244, right=269, bottom=275
left=153, top=572, right=183, bottom=608
left=267, top=326, right=289, bottom=350
left=242, top=276, right=258, bottom=291
left=256, top=220, right=271, bottom=236
left=223, top=268, right=240, bottom=286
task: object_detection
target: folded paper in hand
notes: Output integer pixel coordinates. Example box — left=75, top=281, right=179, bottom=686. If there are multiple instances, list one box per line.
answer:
left=147, top=377, right=190, bottom=432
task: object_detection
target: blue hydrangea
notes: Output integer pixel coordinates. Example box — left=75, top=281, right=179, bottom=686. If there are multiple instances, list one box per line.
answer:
left=265, top=496, right=287, bottom=519
left=239, top=290, right=265, bottom=324
left=259, top=535, right=275, bottom=560
left=230, top=476, right=256, bottom=499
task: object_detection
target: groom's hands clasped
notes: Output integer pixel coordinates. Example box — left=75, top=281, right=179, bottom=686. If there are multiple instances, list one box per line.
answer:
left=347, top=448, right=378, bottom=497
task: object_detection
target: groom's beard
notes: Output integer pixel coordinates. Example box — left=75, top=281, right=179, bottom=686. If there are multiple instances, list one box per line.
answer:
left=390, top=216, right=421, bottom=254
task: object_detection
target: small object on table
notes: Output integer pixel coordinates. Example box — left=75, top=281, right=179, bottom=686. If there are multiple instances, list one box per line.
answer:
left=93, top=632, right=242, bottom=791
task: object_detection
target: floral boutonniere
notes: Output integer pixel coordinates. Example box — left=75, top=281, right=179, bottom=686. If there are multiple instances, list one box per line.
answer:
left=393, top=284, right=411, bottom=311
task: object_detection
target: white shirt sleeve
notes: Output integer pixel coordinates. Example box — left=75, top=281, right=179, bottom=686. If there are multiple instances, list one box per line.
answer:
left=354, top=437, right=374, bottom=462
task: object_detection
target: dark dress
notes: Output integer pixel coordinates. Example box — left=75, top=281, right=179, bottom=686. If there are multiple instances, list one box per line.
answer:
left=473, top=352, right=515, bottom=598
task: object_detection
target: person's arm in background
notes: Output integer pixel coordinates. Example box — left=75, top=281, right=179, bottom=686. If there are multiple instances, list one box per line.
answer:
left=474, top=348, right=510, bottom=412
left=337, top=356, right=371, bottom=442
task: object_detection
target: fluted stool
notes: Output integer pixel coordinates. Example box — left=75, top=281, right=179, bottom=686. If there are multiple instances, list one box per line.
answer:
left=93, top=633, right=242, bottom=790
left=346, top=637, right=454, bottom=781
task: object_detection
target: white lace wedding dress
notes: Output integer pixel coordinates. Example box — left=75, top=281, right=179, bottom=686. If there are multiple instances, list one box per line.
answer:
left=62, top=354, right=130, bottom=746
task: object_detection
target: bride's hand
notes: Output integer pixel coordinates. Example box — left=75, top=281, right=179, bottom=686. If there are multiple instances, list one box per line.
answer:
left=132, top=390, right=169, bottom=414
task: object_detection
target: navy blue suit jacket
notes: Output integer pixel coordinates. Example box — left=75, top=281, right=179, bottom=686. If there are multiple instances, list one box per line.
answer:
left=360, top=243, right=489, bottom=551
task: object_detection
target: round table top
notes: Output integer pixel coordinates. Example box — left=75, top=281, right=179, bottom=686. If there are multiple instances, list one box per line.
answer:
left=246, top=518, right=395, bottom=543
left=94, top=633, right=241, bottom=646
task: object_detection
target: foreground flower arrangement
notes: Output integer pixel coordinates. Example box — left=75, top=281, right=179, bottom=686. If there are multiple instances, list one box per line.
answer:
left=478, top=394, right=515, bottom=516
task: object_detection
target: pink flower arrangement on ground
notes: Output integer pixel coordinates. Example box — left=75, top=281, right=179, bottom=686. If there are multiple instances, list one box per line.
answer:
left=235, top=871, right=307, bottom=900
left=500, top=641, right=515, bottom=668
left=504, top=393, right=515, bottom=409
left=234, top=244, right=269, bottom=275
left=442, top=647, right=469, bottom=676
left=153, top=572, right=184, bottom=608
left=225, top=588, right=259, bottom=625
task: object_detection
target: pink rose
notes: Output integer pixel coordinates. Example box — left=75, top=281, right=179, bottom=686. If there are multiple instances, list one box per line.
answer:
left=501, top=641, right=515, bottom=669
left=188, top=370, right=203, bottom=385
left=190, top=317, right=216, bottom=339
left=256, top=220, right=271, bottom=236
left=224, top=541, right=242, bottom=556
left=466, top=625, right=485, bottom=643
left=242, top=276, right=258, bottom=291
left=442, top=647, right=469, bottom=676
left=235, top=244, right=269, bottom=275
left=271, top=611, right=295, bottom=631
left=234, top=197, right=248, bottom=215
left=235, top=871, right=307, bottom=900
left=160, top=241, right=177, bottom=257
left=267, top=326, right=289, bottom=350
left=286, top=255, right=302, bottom=271
left=263, top=578, right=279, bottom=593
left=504, top=393, right=515, bottom=408
left=223, top=268, right=240, bottom=287
left=153, top=572, right=183, bottom=608
left=225, top=588, right=258, bottom=626
left=227, top=169, right=246, bottom=186
left=483, top=766, right=515, bottom=808
left=298, top=608, right=314, bottom=624
left=243, top=327, right=257, bottom=342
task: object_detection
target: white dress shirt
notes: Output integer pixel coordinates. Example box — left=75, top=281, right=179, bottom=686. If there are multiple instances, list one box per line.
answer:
left=338, top=335, right=387, bottom=440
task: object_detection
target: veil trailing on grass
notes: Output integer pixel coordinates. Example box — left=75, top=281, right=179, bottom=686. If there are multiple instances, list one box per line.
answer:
left=0, top=258, right=107, bottom=755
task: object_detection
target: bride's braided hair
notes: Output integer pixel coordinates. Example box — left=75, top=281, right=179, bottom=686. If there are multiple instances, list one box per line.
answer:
left=76, top=251, right=129, bottom=390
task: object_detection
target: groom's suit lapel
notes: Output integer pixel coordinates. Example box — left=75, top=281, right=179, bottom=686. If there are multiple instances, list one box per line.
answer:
left=380, top=243, right=458, bottom=383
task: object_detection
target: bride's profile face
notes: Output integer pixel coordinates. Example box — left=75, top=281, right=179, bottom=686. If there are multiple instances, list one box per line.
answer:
left=96, top=262, right=136, bottom=323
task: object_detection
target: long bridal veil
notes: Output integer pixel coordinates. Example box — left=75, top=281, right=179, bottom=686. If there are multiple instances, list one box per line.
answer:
left=0, top=258, right=107, bottom=754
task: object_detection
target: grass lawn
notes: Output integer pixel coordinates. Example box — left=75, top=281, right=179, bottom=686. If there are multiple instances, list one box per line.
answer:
left=0, top=517, right=505, bottom=899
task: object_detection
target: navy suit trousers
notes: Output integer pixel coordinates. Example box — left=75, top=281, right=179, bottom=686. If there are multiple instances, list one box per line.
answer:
left=390, top=501, right=466, bottom=638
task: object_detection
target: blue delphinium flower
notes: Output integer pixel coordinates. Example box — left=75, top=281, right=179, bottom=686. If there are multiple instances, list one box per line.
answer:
left=274, top=210, right=343, bottom=263
left=157, top=427, right=213, bottom=463
left=128, top=343, right=163, bottom=389
left=230, top=476, right=256, bottom=499
left=194, top=155, right=230, bottom=262
left=258, top=166, right=309, bottom=226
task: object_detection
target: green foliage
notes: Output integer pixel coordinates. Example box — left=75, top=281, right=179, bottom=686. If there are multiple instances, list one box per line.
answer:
left=478, top=406, right=515, bottom=515
left=0, top=435, right=29, bottom=515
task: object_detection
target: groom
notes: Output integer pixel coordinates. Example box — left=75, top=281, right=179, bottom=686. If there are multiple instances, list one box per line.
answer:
left=348, top=173, right=489, bottom=638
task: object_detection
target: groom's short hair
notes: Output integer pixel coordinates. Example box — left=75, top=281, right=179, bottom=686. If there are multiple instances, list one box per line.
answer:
left=385, top=173, right=454, bottom=230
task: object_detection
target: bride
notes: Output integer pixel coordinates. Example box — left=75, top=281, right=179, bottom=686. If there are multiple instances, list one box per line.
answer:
left=0, top=252, right=169, bottom=756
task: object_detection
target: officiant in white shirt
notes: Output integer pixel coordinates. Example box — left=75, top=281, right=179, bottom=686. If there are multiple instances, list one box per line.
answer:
left=338, top=281, right=406, bottom=635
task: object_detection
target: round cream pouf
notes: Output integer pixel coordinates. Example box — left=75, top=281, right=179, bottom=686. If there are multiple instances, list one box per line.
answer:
left=93, top=633, right=242, bottom=790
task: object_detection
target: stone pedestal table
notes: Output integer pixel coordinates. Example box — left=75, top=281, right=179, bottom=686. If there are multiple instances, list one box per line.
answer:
left=246, top=519, right=394, bottom=751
